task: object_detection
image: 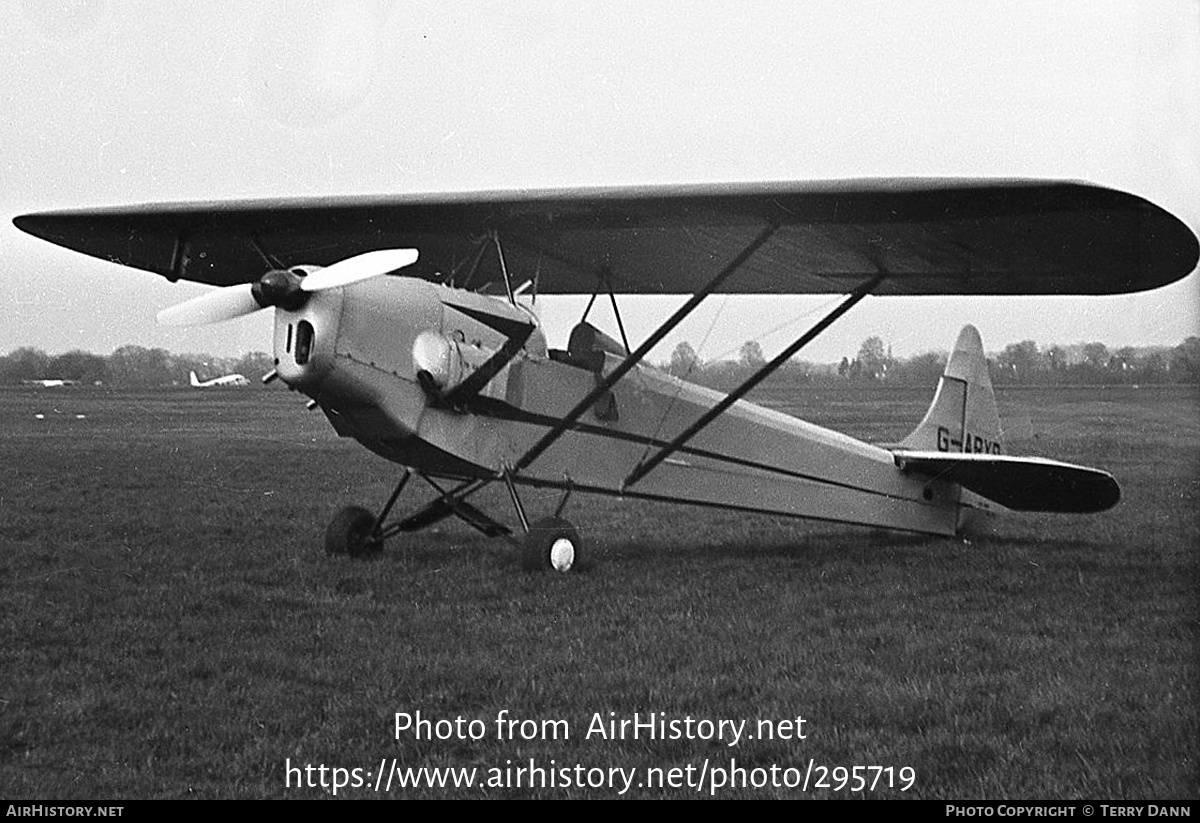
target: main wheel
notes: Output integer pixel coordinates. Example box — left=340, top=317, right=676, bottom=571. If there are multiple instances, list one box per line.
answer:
left=522, top=517, right=583, bottom=573
left=325, top=505, right=380, bottom=558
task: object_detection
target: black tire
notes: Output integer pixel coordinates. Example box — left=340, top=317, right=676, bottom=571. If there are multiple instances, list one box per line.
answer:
left=521, top=517, right=583, bottom=573
left=325, top=506, right=380, bottom=558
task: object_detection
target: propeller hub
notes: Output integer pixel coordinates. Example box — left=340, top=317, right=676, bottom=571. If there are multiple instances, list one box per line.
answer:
left=252, top=269, right=308, bottom=311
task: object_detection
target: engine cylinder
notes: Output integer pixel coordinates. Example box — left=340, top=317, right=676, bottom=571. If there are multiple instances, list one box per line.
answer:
left=412, top=331, right=462, bottom=390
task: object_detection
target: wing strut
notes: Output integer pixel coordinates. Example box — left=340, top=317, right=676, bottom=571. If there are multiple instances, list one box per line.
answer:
left=444, top=239, right=490, bottom=288
left=169, top=231, right=190, bottom=282
left=493, top=232, right=517, bottom=305
left=605, top=271, right=633, bottom=355
left=249, top=236, right=285, bottom=271
left=622, top=270, right=889, bottom=489
left=579, top=270, right=633, bottom=355
left=514, top=221, right=781, bottom=472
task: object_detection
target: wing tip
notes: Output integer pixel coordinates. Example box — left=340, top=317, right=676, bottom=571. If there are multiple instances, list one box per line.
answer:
left=12, top=213, right=46, bottom=239
left=1090, top=472, right=1121, bottom=513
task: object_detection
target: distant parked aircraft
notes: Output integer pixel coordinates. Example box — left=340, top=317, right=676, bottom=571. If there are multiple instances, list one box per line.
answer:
left=189, top=370, right=250, bottom=388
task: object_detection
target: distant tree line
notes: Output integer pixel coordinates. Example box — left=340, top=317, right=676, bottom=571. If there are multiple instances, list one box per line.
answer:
left=0, top=345, right=275, bottom=387
left=984, top=338, right=1200, bottom=385
left=6, top=335, right=1199, bottom=388
left=665, top=336, right=1200, bottom=388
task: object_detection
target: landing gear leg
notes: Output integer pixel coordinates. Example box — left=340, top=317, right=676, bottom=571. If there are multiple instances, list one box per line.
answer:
left=503, top=469, right=584, bottom=573
left=324, top=467, right=585, bottom=573
left=325, top=470, right=514, bottom=559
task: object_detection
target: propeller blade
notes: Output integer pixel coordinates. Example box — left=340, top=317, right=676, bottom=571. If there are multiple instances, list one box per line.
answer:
left=156, top=284, right=261, bottom=326
left=300, top=248, right=419, bottom=292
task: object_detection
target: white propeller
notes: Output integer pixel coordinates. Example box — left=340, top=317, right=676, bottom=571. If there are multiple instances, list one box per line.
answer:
left=300, top=248, right=419, bottom=292
left=156, top=248, right=419, bottom=327
left=157, top=284, right=258, bottom=327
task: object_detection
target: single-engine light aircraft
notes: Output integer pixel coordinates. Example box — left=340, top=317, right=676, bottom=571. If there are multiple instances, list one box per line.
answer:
left=14, top=180, right=1199, bottom=571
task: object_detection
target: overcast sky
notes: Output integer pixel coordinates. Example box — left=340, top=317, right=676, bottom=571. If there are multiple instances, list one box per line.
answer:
left=2, top=0, right=1197, bottom=364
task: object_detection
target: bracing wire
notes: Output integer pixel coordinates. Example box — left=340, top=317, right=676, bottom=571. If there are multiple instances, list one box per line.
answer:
left=638, top=292, right=852, bottom=463
left=641, top=293, right=731, bottom=459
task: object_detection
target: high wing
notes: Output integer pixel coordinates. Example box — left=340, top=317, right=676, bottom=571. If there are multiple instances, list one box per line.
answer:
left=892, top=451, right=1120, bottom=513
left=13, top=179, right=1198, bottom=296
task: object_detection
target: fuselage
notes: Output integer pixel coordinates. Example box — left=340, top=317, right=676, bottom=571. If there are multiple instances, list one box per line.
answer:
left=271, top=276, right=974, bottom=536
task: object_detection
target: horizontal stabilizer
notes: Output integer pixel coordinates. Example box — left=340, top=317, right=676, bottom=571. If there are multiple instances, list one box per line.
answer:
left=892, top=451, right=1120, bottom=513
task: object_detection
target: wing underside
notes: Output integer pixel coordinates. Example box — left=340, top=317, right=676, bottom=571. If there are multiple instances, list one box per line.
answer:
left=13, top=179, right=1198, bottom=296
left=892, top=450, right=1121, bottom=513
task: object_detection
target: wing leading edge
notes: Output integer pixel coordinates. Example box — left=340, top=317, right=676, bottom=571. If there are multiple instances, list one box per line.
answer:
left=892, top=451, right=1121, bottom=513
left=13, top=178, right=1198, bottom=296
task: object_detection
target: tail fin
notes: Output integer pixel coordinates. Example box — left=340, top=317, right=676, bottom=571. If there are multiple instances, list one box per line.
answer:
left=189, top=370, right=200, bottom=387
left=901, top=325, right=1003, bottom=455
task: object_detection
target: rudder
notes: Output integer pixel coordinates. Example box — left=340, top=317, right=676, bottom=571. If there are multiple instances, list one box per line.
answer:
left=901, top=325, right=1002, bottom=455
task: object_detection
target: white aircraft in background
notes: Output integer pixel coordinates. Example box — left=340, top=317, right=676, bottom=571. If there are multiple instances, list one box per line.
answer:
left=189, top=370, right=250, bottom=388
left=22, top=379, right=79, bottom=387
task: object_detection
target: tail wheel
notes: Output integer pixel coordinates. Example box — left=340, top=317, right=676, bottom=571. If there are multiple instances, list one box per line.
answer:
left=325, top=505, right=381, bottom=558
left=522, top=517, right=583, bottom=573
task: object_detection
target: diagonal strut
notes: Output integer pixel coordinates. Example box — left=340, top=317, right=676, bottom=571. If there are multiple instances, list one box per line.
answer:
left=513, top=220, right=781, bottom=472
left=622, top=271, right=888, bottom=490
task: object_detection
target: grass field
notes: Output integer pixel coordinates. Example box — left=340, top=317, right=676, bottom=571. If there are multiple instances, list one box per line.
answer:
left=1, top=383, right=1196, bottom=798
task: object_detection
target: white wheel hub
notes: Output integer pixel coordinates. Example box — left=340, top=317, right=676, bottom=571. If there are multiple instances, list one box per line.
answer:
left=549, top=537, right=575, bottom=572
